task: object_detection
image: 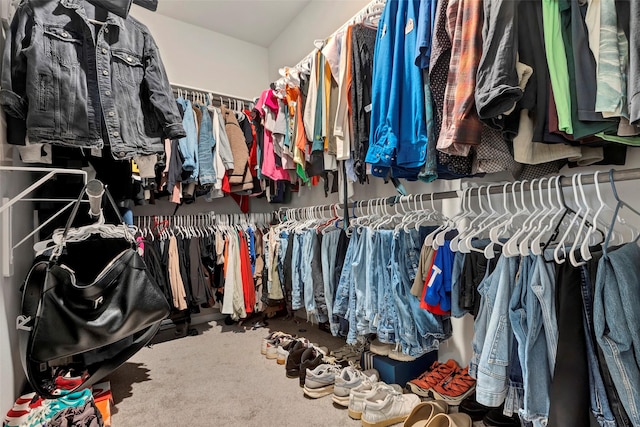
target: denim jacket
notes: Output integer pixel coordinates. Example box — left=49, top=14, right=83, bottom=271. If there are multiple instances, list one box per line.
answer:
left=0, top=0, right=185, bottom=159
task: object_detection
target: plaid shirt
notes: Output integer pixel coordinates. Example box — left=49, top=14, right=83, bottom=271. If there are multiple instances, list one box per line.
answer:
left=437, top=0, right=484, bottom=157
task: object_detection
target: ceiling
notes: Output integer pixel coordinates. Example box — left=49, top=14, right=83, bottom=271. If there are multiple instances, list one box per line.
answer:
left=155, top=0, right=312, bottom=47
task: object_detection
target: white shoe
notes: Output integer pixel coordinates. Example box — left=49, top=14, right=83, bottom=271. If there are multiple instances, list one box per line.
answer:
left=260, top=331, right=290, bottom=355
left=303, top=364, right=343, bottom=398
left=332, top=366, right=378, bottom=407
left=361, top=387, right=421, bottom=427
left=348, top=382, right=402, bottom=420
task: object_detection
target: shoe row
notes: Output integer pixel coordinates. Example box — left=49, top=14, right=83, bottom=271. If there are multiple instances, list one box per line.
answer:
left=407, top=359, right=476, bottom=406
left=261, top=331, right=474, bottom=427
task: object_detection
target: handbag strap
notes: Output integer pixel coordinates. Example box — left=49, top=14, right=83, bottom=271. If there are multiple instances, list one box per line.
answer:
left=59, top=182, right=127, bottom=248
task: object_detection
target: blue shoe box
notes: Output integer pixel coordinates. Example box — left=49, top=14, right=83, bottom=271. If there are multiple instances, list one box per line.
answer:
left=360, top=350, right=438, bottom=386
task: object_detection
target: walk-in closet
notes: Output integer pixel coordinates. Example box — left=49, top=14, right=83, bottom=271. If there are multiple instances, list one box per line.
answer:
left=1, top=0, right=640, bottom=426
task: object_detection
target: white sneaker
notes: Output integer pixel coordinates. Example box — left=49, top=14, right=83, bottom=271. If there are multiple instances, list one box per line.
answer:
left=348, top=382, right=403, bottom=420
left=332, top=366, right=379, bottom=407
left=260, top=331, right=290, bottom=355
left=369, top=338, right=393, bottom=356
left=303, top=364, right=343, bottom=398
left=361, top=387, right=421, bottom=427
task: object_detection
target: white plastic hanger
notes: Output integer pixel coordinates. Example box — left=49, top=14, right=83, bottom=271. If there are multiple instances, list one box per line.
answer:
left=554, top=173, right=583, bottom=264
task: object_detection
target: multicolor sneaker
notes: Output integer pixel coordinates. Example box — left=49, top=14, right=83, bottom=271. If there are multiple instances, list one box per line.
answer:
left=431, top=367, right=476, bottom=406
left=332, top=366, right=379, bottom=407
left=407, top=359, right=459, bottom=397
left=266, top=336, right=294, bottom=360
left=303, top=364, right=343, bottom=398
left=361, top=385, right=421, bottom=427
left=260, top=331, right=291, bottom=355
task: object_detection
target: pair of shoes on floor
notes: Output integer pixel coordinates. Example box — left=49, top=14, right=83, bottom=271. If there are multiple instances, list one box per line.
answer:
left=348, top=382, right=404, bottom=421
left=260, top=331, right=293, bottom=355
left=332, top=366, right=379, bottom=406
left=406, top=360, right=475, bottom=405
left=404, top=401, right=472, bottom=427
left=331, top=341, right=365, bottom=368
left=458, top=395, right=520, bottom=427
left=285, top=344, right=328, bottom=386
left=371, top=339, right=418, bottom=362
left=275, top=338, right=310, bottom=365
left=359, top=383, right=422, bottom=427
left=303, top=363, right=344, bottom=398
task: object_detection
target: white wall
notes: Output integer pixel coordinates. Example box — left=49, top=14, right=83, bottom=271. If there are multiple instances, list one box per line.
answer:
left=131, top=6, right=269, bottom=100
left=267, top=0, right=371, bottom=81
left=0, top=152, right=35, bottom=413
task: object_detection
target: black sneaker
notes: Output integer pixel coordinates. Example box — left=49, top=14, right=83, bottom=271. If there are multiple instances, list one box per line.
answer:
left=299, top=347, right=324, bottom=387
left=483, top=408, right=520, bottom=427
left=285, top=346, right=307, bottom=379
left=459, top=394, right=491, bottom=421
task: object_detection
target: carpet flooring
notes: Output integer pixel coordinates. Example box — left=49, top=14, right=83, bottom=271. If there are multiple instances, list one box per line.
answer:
left=108, top=316, right=361, bottom=427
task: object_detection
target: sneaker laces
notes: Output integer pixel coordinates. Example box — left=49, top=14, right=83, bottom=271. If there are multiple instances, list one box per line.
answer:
left=438, top=368, right=475, bottom=396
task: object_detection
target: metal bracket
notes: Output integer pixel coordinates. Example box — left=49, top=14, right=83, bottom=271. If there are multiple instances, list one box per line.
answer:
left=0, top=166, right=88, bottom=277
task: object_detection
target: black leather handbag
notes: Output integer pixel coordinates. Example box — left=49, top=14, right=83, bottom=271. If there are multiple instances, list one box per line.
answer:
left=18, top=184, right=170, bottom=398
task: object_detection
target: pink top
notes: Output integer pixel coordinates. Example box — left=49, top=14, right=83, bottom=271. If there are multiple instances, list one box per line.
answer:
left=257, top=90, right=291, bottom=182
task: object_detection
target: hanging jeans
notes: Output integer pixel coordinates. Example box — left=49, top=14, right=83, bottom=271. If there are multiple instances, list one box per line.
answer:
left=580, top=255, right=616, bottom=427
left=291, top=233, right=304, bottom=310
left=321, top=229, right=341, bottom=335
left=594, top=243, right=640, bottom=427
left=353, top=228, right=372, bottom=336
left=198, top=105, right=216, bottom=185
left=311, top=232, right=328, bottom=323
left=401, top=230, right=448, bottom=353
left=516, top=255, right=558, bottom=426
left=375, top=230, right=398, bottom=344
left=301, top=230, right=317, bottom=319
left=474, top=254, right=519, bottom=408
left=334, top=233, right=359, bottom=342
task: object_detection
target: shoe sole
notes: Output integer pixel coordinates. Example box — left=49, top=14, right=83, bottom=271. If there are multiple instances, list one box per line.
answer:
left=331, top=394, right=350, bottom=407
left=431, top=386, right=476, bottom=406
left=361, top=415, right=408, bottom=427
left=303, top=385, right=334, bottom=398
left=348, top=409, right=362, bottom=420
left=406, top=383, right=433, bottom=397
left=277, top=358, right=286, bottom=365
left=266, top=352, right=278, bottom=360
left=286, top=372, right=299, bottom=379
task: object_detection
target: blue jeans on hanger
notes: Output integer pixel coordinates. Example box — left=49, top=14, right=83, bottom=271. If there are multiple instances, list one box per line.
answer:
left=366, top=231, right=381, bottom=332
left=198, top=105, right=216, bottom=185
left=302, top=230, right=317, bottom=320
left=579, top=263, right=616, bottom=427
left=375, top=230, right=398, bottom=345
left=321, top=229, right=341, bottom=336
left=401, top=229, right=448, bottom=354
left=176, top=98, right=199, bottom=182
left=391, top=231, right=423, bottom=356
left=353, top=228, right=372, bottom=336
left=334, top=232, right=359, bottom=340
left=516, top=254, right=557, bottom=426
left=291, top=233, right=304, bottom=311
left=594, top=243, right=640, bottom=427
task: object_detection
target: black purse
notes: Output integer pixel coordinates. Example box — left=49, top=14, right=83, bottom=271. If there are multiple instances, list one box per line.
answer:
left=18, top=184, right=170, bottom=398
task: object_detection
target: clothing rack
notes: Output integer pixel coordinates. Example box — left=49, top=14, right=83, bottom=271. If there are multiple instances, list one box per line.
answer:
left=277, top=168, right=640, bottom=220
left=134, top=212, right=273, bottom=237
left=274, top=0, right=386, bottom=86
left=170, top=82, right=255, bottom=110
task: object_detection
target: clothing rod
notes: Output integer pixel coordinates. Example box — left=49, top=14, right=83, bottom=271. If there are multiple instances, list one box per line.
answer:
left=170, top=82, right=253, bottom=103
left=282, top=0, right=385, bottom=78
left=279, top=168, right=640, bottom=215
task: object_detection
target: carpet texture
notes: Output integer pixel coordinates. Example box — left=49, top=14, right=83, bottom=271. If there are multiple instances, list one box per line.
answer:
left=108, top=317, right=360, bottom=427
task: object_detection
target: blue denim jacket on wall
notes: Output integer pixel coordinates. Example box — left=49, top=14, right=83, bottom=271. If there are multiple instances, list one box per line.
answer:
left=0, top=0, right=185, bottom=158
